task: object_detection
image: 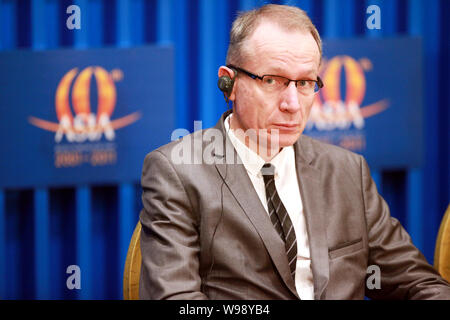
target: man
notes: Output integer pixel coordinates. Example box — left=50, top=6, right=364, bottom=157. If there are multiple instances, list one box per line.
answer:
left=139, top=4, right=450, bottom=299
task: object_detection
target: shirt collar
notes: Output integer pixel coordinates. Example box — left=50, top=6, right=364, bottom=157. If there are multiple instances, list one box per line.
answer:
left=224, top=113, right=293, bottom=177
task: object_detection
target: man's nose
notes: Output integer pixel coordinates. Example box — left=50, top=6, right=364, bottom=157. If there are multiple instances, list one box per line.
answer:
left=280, top=81, right=301, bottom=112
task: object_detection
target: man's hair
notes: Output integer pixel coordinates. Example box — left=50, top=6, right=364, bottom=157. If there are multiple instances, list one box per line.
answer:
left=226, top=4, right=322, bottom=66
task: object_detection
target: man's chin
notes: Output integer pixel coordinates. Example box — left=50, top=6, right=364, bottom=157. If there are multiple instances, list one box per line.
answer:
left=256, top=131, right=300, bottom=150
left=277, top=133, right=301, bottom=148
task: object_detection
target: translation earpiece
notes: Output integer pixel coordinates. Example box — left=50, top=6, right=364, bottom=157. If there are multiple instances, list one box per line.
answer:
left=217, top=76, right=233, bottom=95
left=217, top=68, right=237, bottom=102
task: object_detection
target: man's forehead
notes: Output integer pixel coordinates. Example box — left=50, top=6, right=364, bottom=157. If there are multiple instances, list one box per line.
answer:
left=242, top=21, right=321, bottom=73
left=248, top=20, right=318, bottom=52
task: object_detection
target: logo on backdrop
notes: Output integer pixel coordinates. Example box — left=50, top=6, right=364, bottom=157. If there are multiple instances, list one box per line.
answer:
left=28, top=66, right=141, bottom=168
left=305, top=55, right=389, bottom=152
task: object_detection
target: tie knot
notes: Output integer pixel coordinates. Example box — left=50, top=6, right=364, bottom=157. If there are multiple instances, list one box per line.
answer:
left=261, top=163, right=275, bottom=176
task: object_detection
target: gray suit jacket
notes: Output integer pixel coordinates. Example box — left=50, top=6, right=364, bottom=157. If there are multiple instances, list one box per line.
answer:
left=139, top=110, right=450, bottom=300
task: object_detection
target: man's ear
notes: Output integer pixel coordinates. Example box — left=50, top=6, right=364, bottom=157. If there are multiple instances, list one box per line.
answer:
left=218, top=66, right=236, bottom=101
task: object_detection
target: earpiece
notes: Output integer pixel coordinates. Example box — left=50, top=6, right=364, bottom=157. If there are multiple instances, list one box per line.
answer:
left=217, top=68, right=237, bottom=102
left=217, top=76, right=234, bottom=95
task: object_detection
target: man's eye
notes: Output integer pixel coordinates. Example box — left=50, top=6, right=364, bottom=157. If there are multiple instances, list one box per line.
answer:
left=264, top=77, right=276, bottom=85
left=298, top=80, right=308, bottom=87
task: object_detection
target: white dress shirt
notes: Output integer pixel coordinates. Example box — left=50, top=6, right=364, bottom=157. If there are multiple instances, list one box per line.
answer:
left=224, top=114, right=314, bottom=300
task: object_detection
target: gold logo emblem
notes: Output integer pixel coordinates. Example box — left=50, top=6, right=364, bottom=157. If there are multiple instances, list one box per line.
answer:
left=29, top=66, right=140, bottom=143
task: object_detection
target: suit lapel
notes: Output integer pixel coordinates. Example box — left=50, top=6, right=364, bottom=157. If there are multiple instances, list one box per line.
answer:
left=211, top=112, right=331, bottom=299
left=212, top=111, right=299, bottom=298
left=215, top=161, right=300, bottom=298
left=294, top=137, right=329, bottom=300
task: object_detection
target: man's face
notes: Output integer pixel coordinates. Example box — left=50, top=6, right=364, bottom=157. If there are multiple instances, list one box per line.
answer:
left=230, top=21, right=321, bottom=149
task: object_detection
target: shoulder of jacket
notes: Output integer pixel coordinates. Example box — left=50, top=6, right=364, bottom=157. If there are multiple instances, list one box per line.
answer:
left=300, top=134, right=363, bottom=167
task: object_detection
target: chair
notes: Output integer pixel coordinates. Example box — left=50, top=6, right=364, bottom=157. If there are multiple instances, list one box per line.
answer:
left=434, top=204, right=450, bottom=282
left=124, top=207, right=450, bottom=299
left=123, top=222, right=142, bottom=300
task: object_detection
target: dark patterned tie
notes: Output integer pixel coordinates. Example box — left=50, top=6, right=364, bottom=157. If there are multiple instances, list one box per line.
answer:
left=261, top=163, right=297, bottom=278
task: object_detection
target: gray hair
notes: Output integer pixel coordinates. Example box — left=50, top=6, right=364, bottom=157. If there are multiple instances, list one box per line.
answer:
left=226, top=4, right=322, bottom=66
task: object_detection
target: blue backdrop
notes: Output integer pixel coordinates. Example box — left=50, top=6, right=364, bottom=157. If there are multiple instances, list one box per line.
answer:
left=0, top=46, right=175, bottom=188
left=0, top=0, right=448, bottom=299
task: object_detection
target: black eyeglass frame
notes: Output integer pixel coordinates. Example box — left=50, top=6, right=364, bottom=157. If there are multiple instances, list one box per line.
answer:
left=227, top=64, right=323, bottom=92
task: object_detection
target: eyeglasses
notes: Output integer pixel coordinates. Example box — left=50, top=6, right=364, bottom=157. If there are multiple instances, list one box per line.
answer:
left=228, top=64, right=323, bottom=95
